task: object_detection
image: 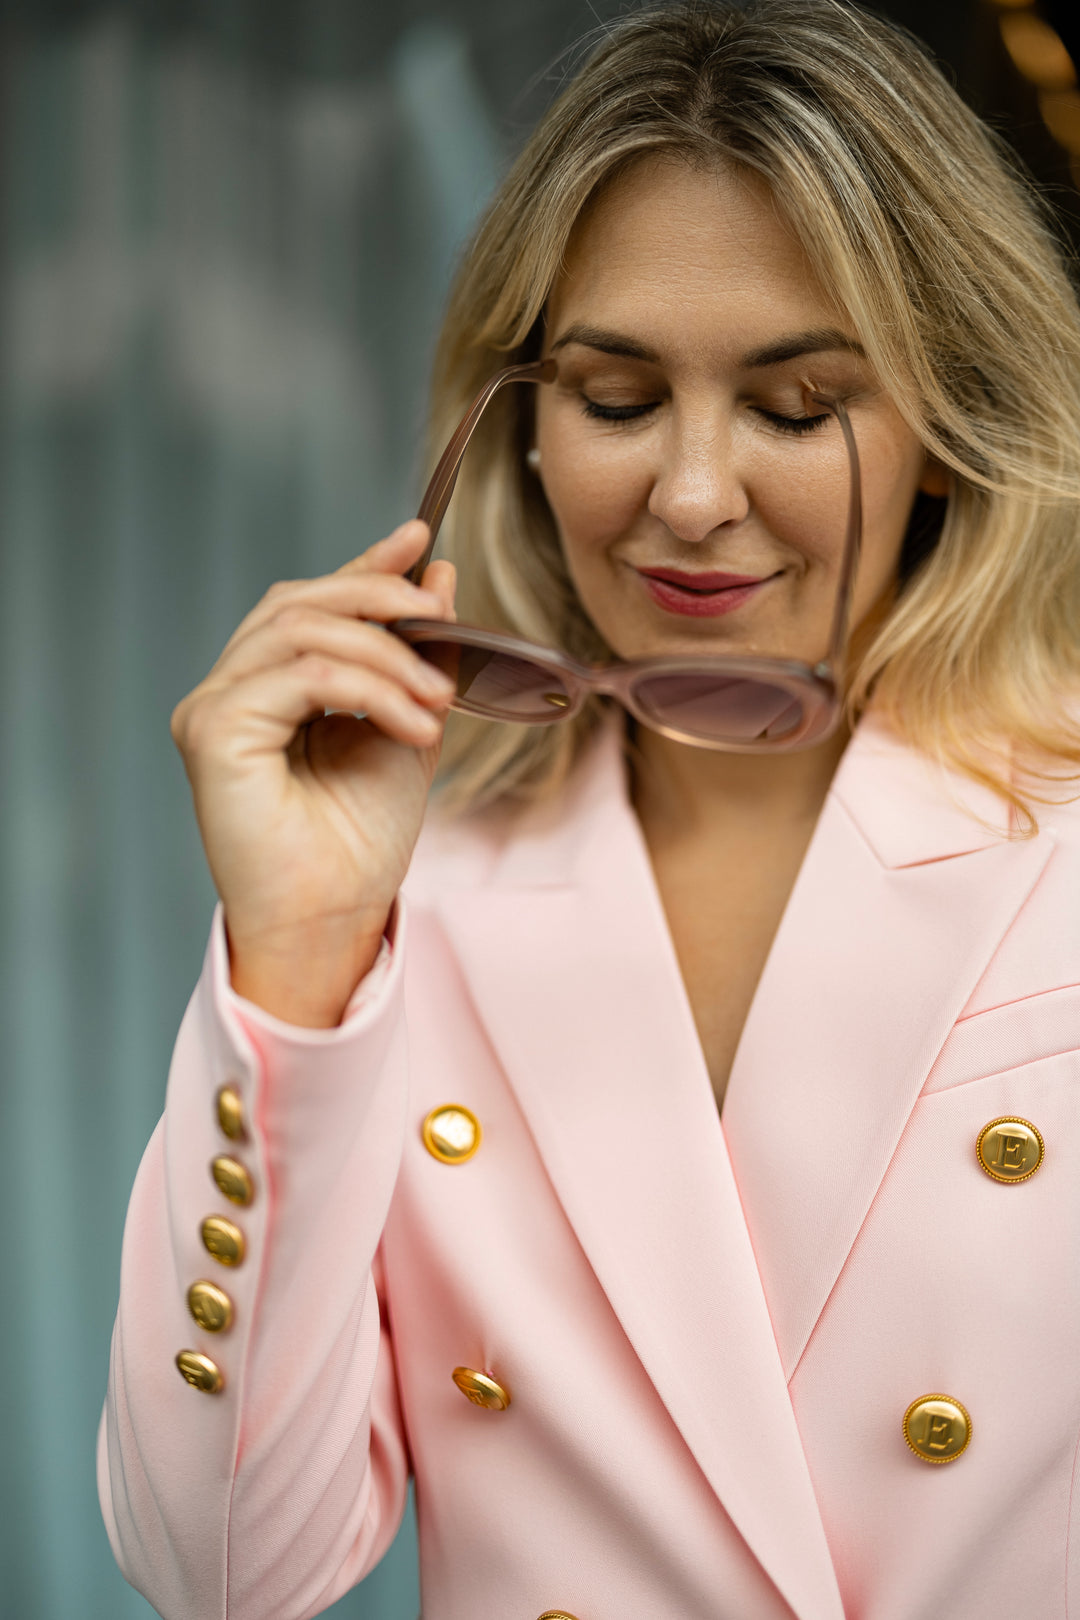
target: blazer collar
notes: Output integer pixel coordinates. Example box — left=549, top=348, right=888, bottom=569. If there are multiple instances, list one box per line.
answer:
left=480, top=710, right=1016, bottom=890
left=830, top=718, right=1014, bottom=867
left=720, top=720, right=1052, bottom=1377
left=430, top=711, right=1051, bottom=1619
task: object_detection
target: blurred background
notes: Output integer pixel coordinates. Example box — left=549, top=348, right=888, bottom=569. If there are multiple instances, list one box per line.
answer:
left=1, top=0, right=1078, bottom=1615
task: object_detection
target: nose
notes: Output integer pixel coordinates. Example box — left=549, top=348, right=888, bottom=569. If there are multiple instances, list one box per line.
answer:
left=646, top=413, right=750, bottom=544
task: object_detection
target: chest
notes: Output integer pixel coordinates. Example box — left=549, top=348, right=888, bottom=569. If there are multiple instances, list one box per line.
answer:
left=647, top=829, right=813, bottom=1112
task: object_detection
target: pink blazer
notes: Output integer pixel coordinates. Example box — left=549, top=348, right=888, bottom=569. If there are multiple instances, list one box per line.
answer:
left=99, top=716, right=1080, bottom=1620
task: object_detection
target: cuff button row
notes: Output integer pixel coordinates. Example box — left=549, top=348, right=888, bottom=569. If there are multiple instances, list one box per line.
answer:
left=211, top=1154, right=254, bottom=1205
left=176, top=1350, right=224, bottom=1393
left=177, top=1085, right=249, bottom=1392
left=187, top=1279, right=234, bottom=1333
left=216, top=1083, right=246, bottom=1141
left=201, top=1213, right=245, bottom=1266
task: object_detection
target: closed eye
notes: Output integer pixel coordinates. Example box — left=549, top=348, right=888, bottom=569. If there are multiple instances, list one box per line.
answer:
left=580, top=398, right=832, bottom=433
left=756, top=407, right=831, bottom=436
left=580, top=396, right=659, bottom=423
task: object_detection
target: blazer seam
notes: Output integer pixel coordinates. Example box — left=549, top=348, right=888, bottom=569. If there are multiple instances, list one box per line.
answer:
left=957, top=981, right=1080, bottom=1023
left=921, top=1047, right=1080, bottom=1096
left=1066, top=1412, right=1080, bottom=1620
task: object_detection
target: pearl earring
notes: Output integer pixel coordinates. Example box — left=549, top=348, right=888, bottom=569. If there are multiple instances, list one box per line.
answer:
left=526, top=446, right=541, bottom=471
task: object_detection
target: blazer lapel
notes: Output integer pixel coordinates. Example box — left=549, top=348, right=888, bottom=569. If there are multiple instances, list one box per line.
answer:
left=720, top=720, right=1056, bottom=1377
left=435, top=724, right=846, bottom=1620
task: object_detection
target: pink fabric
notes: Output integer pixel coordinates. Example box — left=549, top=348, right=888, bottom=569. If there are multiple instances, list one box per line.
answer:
left=99, top=716, right=1080, bottom=1620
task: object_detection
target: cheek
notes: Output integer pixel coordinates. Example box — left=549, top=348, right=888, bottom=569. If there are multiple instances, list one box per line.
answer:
left=754, top=429, right=926, bottom=598
left=536, top=415, right=648, bottom=572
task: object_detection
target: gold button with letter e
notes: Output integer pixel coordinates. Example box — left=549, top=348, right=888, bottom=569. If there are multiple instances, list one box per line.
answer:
left=211, top=1155, right=254, bottom=1205
left=452, top=1366, right=511, bottom=1410
left=216, top=1084, right=246, bottom=1141
left=976, top=1116, right=1044, bottom=1183
left=423, top=1105, right=482, bottom=1164
left=176, top=1349, right=224, bottom=1393
left=903, top=1394, right=972, bottom=1463
left=187, top=1279, right=234, bottom=1333
left=201, top=1214, right=245, bottom=1267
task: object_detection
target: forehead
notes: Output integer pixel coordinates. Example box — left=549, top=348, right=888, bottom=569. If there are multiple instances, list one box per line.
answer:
left=547, top=155, right=844, bottom=359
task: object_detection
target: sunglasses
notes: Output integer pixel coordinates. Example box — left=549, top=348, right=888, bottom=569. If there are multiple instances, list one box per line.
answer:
left=393, top=357, right=862, bottom=752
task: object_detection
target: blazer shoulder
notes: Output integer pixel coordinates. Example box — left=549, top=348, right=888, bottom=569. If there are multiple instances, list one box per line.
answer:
left=1033, top=782, right=1080, bottom=846
left=961, top=784, right=1080, bottom=1014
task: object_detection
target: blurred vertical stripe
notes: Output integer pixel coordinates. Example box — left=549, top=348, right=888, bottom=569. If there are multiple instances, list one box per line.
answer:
left=0, top=11, right=498, bottom=1616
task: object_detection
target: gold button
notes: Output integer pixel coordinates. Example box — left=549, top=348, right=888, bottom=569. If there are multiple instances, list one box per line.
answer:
left=537, top=1613, right=581, bottom=1619
left=452, top=1366, right=511, bottom=1410
left=422, top=1105, right=482, bottom=1165
left=176, top=1349, right=224, bottom=1393
left=903, top=1394, right=972, bottom=1463
left=216, top=1084, right=246, bottom=1141
left=187, top=1279, right=234, bottom=1333
left=976, top=1116, right=1044, bottom=1183
left=211, top=1155, right=254, bottom=1206
left=201, top=1214, right=245, bottom=1267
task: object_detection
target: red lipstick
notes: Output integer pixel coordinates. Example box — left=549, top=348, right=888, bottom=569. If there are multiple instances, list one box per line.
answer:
left=639, top=567, right=767, bottom=590
left=635, top=565, right=774, bottom=617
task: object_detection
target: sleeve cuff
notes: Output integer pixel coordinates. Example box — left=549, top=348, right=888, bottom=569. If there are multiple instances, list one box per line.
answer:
left=210, top=900, right=401, bottom=1048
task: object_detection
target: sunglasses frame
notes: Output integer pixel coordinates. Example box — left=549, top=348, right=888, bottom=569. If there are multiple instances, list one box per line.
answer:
left=394, top=358, right=863, bottom=753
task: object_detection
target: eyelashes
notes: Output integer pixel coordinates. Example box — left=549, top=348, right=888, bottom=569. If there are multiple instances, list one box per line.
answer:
left=580, top=398, right=655, bottom=423
left=579, top=397, right=831, bottom=435
left=756, top=408, right=832, bottom=436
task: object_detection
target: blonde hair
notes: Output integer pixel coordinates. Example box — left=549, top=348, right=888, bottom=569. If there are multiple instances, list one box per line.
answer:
left=427, top=0, right=1080, bottom=829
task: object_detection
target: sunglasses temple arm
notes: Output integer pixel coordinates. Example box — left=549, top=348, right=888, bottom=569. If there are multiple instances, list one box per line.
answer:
left=406, top=357, right=557, bottom=586
left=815, top=395, right=864, bottom=675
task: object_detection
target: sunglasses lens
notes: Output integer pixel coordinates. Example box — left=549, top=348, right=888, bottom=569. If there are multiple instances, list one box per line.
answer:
left=632, top=672, right=805, bottom=744
left=414, top=638, right=574, bottom=722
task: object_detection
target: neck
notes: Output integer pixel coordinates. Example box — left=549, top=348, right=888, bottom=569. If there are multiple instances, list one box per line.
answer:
left=628, top=718, right=851, bottom=846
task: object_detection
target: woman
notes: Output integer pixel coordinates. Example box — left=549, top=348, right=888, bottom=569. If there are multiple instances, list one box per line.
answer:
left=99, top=3, right=1080, bottom=1617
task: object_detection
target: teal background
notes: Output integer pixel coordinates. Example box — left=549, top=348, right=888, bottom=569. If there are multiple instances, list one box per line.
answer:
left=0, top=5, right=619, bottom=1615
left=0, top=2, right=1070, bottom=1617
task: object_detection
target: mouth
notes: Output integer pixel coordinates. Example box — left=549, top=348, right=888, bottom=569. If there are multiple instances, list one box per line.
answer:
left=634, top=565, right=777, bottom=618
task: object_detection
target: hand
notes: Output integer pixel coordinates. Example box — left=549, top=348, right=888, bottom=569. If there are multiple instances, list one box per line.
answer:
left=171, top=521, right=456, bottom=1025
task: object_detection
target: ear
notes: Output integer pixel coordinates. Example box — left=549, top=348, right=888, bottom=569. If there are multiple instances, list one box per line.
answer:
left=918, top=454, right=952, bottom=498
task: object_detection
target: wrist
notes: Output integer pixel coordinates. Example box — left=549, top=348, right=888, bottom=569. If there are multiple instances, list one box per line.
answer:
left=225, top=911, right=391, bottom=1028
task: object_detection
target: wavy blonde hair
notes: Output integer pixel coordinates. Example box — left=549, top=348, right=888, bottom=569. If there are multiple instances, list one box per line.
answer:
left=427, top=0, right=1080, bottom=828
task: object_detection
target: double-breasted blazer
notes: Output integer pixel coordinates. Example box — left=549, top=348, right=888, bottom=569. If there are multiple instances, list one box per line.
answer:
left=99, top=713, right=1080, bottom=1620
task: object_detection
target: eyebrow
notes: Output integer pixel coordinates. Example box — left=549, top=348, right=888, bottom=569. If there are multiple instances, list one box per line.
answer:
left=550, top=322, right=867, bottom=369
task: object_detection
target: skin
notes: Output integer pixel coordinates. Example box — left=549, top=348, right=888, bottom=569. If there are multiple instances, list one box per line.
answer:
left=533, top=156, right=946, bottom=1103
left=172, top=153, right=944, bottom=1054
left=171, top=525, right=458, bottom=1027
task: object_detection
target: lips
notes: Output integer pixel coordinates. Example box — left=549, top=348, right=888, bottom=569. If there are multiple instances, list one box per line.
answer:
left=634, top=564, right=776, bottom=618
left=637, top=566, right=771, bottom=591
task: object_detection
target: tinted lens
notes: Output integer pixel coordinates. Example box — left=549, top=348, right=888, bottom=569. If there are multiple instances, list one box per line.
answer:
left=414, top=638, right=574, bottom=721
left=633, top=672, right=804, bottom=744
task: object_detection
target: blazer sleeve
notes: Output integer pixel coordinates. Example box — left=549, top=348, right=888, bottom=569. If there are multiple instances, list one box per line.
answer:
left=97, top=901, right=413, bottom=1620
